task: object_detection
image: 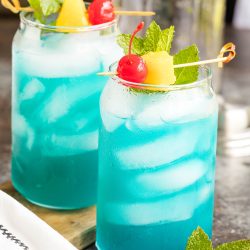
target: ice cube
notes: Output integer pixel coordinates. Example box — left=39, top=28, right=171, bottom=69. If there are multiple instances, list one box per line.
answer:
left=27, top=48, right=101, bottom=78
left=101, top=111, right=125, bottom=132
left=125, top=95, right=166, bottom=131
left=161, top=88, right=218, bottom=122
left=59, top=106, right=99, bottom=132
left=124, top=88, right=217, bottom=129
left=98, top=36, right=123, bottom=70
left=12, top=114, right=35, bottom=150
left=101, top=80, right=146, bottom=119
left=17, top=33, right=102, bottom=78
left=15, top=25, right=41, bottom=51
left=105, top=191, right=197, bottom=225
left=115, top=128, right=200, bottom=169
left=132, top=159, right=208, bottom=196
left=39, top=81, right=103, bottom=123
left=12, top=114, right=27, bottom=135
left=101, top=84, right=217, bottom=133
left=198, top=184, right=213, bottom=205
left=63, top=32, right=101, bottom=48
left=72, top=112, right=96, bottom=132
left=41, top=129, right=98, bottom=156
left=20, top=79, right=45, bottom=101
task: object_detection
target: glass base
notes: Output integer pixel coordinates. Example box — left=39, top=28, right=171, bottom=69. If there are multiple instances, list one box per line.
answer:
left=13, top=182, right=95, bottom=210
left=11, top=152, right=98, bottom=210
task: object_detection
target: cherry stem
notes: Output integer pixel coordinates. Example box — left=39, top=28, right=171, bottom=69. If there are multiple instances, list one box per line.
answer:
left=128, top=21, right=145, bottom=61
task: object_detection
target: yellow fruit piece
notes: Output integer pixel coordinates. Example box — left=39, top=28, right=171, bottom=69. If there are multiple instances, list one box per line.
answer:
left=56, top=0, right=89, bottom=28
left=142, top=51, right=176, bottom=86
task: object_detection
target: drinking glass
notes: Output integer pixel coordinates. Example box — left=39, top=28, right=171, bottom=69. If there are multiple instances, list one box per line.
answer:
left=97, top=64, right=218, bottom=249
left=12, top=12, right=122, bottom=209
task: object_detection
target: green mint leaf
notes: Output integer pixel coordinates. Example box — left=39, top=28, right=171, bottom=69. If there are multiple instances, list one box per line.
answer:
left=27, top=0, right=41, bottom=13
left=186, top=227, right=213, bottom=250
left=143, top=20, right=162, bottom=53
left=28, top=0, right=63, bottom=23
left=173, top=44, right=199, bottom=84
left=215, top=240, right=250, bottom=250
left=156, top=26, right=175, bottom=53
left=27, top=0, right=44, bottom=22
left=116, top=21, right=175, bottom=56
left=117, top=34, right=144, bottom=56
left=40, top=0, right=62, bottom=16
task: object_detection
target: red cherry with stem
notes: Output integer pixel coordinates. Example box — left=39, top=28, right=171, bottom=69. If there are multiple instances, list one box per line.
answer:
left=88, top=0, right=115, bottom=25
left=117, top=22, right=147, bottom=83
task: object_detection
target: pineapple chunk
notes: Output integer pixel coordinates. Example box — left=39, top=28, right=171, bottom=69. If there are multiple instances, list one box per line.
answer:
left=56, top=0, right=89, bottom=27
left=142, top=51, right=176, bottom=85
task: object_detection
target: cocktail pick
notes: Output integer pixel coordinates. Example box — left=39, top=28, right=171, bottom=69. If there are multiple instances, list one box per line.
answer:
left=97, top=43, right=236, bottom=77
left=1, top=0, right=155, bottom=17
left=88, top=0, right=155, bottom=25
left=217, top=42, right=236, bottom=68
left=173, top=42, right=236, bottom=69
left=114, top=10, right=156, bottom=17
left=1, top=0, right=32, bottom=13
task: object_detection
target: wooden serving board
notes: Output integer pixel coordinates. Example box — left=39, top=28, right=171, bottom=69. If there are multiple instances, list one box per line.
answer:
left=0, top=181, right=96, bottom=250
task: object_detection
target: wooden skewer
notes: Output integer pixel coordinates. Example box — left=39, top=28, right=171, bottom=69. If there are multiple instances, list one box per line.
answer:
left=98, top=72, right=118, bottom=76
left=173, top=57, right=228, bottom=69
left=97, top=57, right=228, bottom=77
left=114, top=10, right=156, bottom=16
left=2, top=1, right=155, bottom=16
left=2, top=0, right=155, bottom=16
left=1, top=0, right=33, bottom=13
left=98, top=43, right=236, bottom=77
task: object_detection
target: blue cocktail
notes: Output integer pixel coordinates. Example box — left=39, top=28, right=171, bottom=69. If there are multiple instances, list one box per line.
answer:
left=12, top=12, right=122, bottom=209
left=97, top=65, right=218, bottom=249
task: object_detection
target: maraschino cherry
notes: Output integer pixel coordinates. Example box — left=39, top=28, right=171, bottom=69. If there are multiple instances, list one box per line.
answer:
left=117, top=22, right=147, bottom=83
left=88, top=0, right=115, bottom=25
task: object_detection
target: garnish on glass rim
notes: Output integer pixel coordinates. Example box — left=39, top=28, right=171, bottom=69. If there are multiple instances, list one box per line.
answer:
left=116, top=22, right=147, bottom=83
left=88, top=0, right=154, bottom=25
left=97, top=20, right=236, bottom=87
left=1, top=0, right=155, bottom=24
left=98, top=43, right=236, bottom=77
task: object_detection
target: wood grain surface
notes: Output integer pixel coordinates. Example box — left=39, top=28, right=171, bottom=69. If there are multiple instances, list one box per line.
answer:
left=0, top=181, right=96, bottom=250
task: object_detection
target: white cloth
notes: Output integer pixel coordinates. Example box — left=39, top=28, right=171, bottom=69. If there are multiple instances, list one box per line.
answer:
left=234, top=0, right=250, bottom=29
left=0, top=191, right=77, bottom=250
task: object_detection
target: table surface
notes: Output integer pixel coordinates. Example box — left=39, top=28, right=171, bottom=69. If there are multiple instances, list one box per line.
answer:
left=1, top=18, right=250, bottom=250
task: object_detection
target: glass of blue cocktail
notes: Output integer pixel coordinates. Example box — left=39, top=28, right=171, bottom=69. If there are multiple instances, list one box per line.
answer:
left=97, top=64, right=218, bottom=249
left=96, top=20, right=221, bottom=249
left=12, top=12, right=122, bottom=209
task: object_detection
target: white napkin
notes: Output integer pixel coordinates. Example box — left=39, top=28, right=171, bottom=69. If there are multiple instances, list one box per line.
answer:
left=0, top=191, right=77, bottom=250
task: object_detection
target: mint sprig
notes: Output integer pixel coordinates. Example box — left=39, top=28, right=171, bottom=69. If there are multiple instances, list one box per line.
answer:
left=215, top=240, right=250, bottom=250
left=186, top=227, right=250, bottom=250
left=186, top=227, right=213, bottom=250
left=27, top=0, right=43, bottom=22
left=117, top=21, right=174, bottom=56
left=117, top=21, right=200, bottom=85
left=116, top=34, right=144, bottom=56
left=143, top=21, right=164, bottom=52
left=157, top=26, right=174, bottom=53
left=40, top=0, right=63, bottom=16
left=28, top=0, right=63, bottom=23
left=173, top=45, right=200, bottom=84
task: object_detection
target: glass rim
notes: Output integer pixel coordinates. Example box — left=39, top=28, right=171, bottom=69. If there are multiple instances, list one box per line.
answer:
left=109, top=62, right=213, bottom=91
left=20, top=11, right=117, bottom=32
